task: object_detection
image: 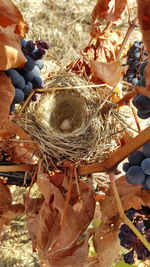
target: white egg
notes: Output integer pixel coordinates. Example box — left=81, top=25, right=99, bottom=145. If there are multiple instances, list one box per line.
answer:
left=59, top=119, right=72, bottom=131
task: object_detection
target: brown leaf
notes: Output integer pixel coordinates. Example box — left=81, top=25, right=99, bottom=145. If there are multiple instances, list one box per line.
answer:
left=90, top=60, right=123, bottom=86
left=93, top=220, right=120, bottom=267
left=100, top=176, right=150, bottom=222
left=0, top=72, right=15, bottom=128
left=0, top=25, right=26, bottom=70
left=27, top=172, right=95, bottom=267
left=92, top=0, right=127, bottom=24
left=0, top=0, right=28, bottom=37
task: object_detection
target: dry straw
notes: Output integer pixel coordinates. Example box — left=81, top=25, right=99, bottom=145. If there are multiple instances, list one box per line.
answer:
left=20, top=72, right=126, bottom=163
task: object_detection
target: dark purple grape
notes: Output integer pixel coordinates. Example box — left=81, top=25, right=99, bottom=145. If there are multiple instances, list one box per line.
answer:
left=32, top=47, right=46, bottom=60
left=137, top=110, right=150, bottom=119
left=21, top=39, right=27, bottom=48
left=5, top=69, right=24, bottom=88
left=32, top=76, right=43, bottom=89
left=36, top=40, right=50, bottom=49
left=13, top=88, right=25, bottom=103
left=142, top=141, right=150, bottom=157
left=126, top=166, right=145, bottom=185
left=145, top=175, right=150, bottom=189
left=136, top=221, right=146, bottom=233
left=133, top=94, right=150, bottom=112
left=128, top=150, right=145, bottom=165
left=123, top=162, right=131, bottom=173
left=141, top=158, right=150, bottom=175
left=32, top=65, right=41, bottom=77
left=25, top=40, right=35, bottom=52
left=125, top=209, right=136, bottom=220
left=138, top=76, right=146, bottom=87
left=134, top=242, right=150, bottom=261
left=123, top=250, right=134, bottom=264
left=35, top=59, right=44, bottom=70
left=23, top=82, right=33, bottom=96
left=141, top=179, right=149, bottom=190
left=22, top=70, right=34, bottom=82
left=132, top=78, right=139, bottom=85
left=22, top=55, right=35, bottom=72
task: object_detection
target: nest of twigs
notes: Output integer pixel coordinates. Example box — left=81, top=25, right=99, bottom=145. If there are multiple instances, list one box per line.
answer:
left=20, top=72, right=125, bottom=163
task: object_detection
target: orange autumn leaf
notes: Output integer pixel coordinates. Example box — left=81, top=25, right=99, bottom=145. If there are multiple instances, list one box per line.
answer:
left=92, top=0, right=127, bottom=24
left=0, top=0, right=28, bottom=37
left=0, top=24, right=26, bottom=70
left=90, top=60, right=123, bottom=86
left=0, top=72, right=15, bottom=128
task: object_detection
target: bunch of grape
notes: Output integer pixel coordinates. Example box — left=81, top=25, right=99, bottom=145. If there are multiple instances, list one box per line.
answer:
left=124, top=40, right=148, bottom=86
left=5, top=39, right=50, bottom=112
left=123, top=141, right=150, bottom=189
left=118, top=206, right=150, bottom=264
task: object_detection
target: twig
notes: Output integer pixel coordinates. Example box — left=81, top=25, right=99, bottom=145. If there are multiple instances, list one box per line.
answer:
left=130, top=105, right=141, bottom=133
left=117, top=17, right=138, bottom=60
left=60, top=164, right=74, bottom=226
left=109, top=172, right=150, bottom=252
left=102, top=21, right=112, bottom=34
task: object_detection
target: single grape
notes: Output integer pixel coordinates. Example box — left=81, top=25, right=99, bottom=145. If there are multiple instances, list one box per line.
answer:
left=22, top=55, right=35, bottom=72
left=25, top=40, right=35, bottom=52
left=13, top=88, right=25, bottom=103
left=126, top=166, right=145, bottom=185
left=141, top=158, right=150, bottom=175
left=142, top=141, right=150, bottom=157
left=125, top=208, right=136, bottom=220
left=137, top=111, right=150, bottom=119
left=35, top=59, right=44, bottom=69
left=32, top=65, right=41, bottom=77
left=36, top=40, right=50, bottom=49
left=133, top=94, right=150, bottom=112
left=136, top=221, right=146, bottom=233
left=123, top=250, right=134, bottom=265
left=21, top=39, right=27, bottom=48
left=23, top=82, right=33, bottom=96
left=32, top=47, right=45, bottom=60
left=123, top=162, right=132, bottom=172
left=32, top=76, right=43, bottom=89
left=21, top=70, right=34, bottom=82
left=128, top=150, right=145, bottom=165
left=132, top=77, right=139, bottom=85
left=5, top=69, right=24, bottom=88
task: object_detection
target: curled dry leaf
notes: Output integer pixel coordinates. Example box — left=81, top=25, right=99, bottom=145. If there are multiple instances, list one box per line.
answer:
left=0, top=72, right=15, bottom=129
left=93, top=220, right=120, bottom=267
left=0, top=24, right=26, bottom=70
left=92, top=0, right=127, bottom=24
left=100, top=176, right=150, bottom=222
left=90, top=60, right=123, bottom=86
left=27, top=172, right=95, bottom=267
left=0, top=0, right=28, bottom=37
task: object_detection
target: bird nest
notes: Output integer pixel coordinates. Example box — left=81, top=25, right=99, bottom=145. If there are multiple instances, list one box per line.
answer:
left=20, top=72, right=126, bottom=163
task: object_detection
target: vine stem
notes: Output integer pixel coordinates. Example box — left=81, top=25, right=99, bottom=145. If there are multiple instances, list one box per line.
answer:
left=109, top=172, right=150, bottom=252
left=117, top=17, right=138, bottom=60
